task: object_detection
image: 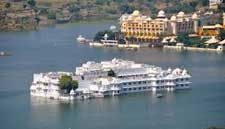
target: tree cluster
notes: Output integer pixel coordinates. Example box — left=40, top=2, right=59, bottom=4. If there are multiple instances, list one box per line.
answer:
left=218, top=29, right=225, bottom=40
left=177, top=33, right=206, bottom=47
left=107, top=69, right=116, bottom=77
left=59, top=75, right=78, bottom=93
left=94, top=30, right=116, bottom=41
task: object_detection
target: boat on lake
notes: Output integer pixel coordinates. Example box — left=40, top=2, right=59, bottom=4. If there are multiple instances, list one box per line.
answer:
left=76, top=35, right=87, bottom=43
left=0, top=51, right=10, bottom=56
left=156, top=93, right=163, bottom=98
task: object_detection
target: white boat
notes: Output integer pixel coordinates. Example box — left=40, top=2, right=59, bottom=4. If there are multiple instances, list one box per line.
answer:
left=76, top=35, right=86, bottom=43
left=156, top=93, right=163, bottom=98
left=0, top=51, right=10, bottom=56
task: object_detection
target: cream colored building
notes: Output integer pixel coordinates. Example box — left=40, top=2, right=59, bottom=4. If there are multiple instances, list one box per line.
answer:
left=120, top=10, right=199, bottom=43
left=209, top=0, right=223, bottom=9
left=223, top=13, right=225, bottom=27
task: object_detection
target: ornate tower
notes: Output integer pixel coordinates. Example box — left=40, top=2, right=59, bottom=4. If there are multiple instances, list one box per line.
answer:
left=192, top=13, right=199, bottom=33
left=170, top=16, right=177, bottom=35
left=223, top=13, right=225, bottom=27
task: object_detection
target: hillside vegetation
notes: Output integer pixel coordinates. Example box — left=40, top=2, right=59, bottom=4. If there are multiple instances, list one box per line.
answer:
left=35, top=0, right=210, bottom=19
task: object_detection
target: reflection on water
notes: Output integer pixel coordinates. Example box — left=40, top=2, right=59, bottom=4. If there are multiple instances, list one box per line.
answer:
left=30, top=97, right=72, bottom=106
left=30, top=91, right=180, bottom=111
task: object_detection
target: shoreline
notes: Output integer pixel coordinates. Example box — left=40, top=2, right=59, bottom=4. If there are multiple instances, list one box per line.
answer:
left=0, top=18, right=117, bottom=32
left=163, top=45, right=224, bottom=52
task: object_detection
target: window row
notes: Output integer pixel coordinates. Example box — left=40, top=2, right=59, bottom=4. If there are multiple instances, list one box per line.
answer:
left=176, top=84, right=189, bottom=87
left=123, top=86, right=151, bottom=91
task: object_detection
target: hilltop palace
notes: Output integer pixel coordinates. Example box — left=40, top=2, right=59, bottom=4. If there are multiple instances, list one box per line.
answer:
left=30, top=59, right=191, bottom=100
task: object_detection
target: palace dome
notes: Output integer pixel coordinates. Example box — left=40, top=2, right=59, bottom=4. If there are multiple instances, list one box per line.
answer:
left=177, top=11, right=185, bottom=17
left=146, top=16, right=152, bottom=21
left=192, top=13, right=198, bottom=19
left=132, top=10, right=140, bottom=16
left=170, top=15, right=176, bottom=21
left=157, top=10, right=166, bottom=18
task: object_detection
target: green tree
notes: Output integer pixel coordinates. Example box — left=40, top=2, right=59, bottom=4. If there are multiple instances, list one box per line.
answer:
left=34, top=16, right=40, bottom=24
left=47, top=11, right=56, bottom=19
left=95, top=0, right=105, bottom=5
left=23, top=4, right=27, bottom=9
left=119, top=4, right=134, bottom=14
left=177, top=33, right=190, bottom=45
left=107, top=69, right=116, bottom=77
left=5, top=2, right=11, bottom=9
left=118, top=39, right=126, bottom=44
left=59, top=75, right=78, bottom=93
left=27, top=0, right=36, bottom=7
left=201, top=0, right=209, bottom=6
left=218, top=29, right=225, bottom=40
left=68, top=4, right=80, bottom=13
left=94, top=30, right=115, bottom=41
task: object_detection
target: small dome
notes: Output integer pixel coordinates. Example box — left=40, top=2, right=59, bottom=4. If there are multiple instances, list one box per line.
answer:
left=177, top=11, right=185, bottom=17
left=192, top=13, right=198, bottom=19
left=215, top=24, right=222, bottom=28
left=170, top=15, right=176, bottom=21
left=132, top=10, right=140, bottom=16
left=141, top=16, right=147, bottom=20
left=157, top=10, right=166, bottom=18
left=185, top=18, right=189, bottom=21
left=146, top=16, right=152, bottom=21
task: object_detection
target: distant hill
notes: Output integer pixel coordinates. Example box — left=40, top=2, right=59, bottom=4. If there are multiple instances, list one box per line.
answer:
left=35, top=0, right=210, bottom=17
left=1, top=0, right=222, bottom=31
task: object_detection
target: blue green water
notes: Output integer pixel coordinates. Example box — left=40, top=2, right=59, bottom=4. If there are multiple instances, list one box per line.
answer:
left=0, top=22, right=225, bottom=129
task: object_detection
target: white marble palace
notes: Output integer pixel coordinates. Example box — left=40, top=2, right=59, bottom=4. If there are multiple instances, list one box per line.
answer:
left=30, top=59, right=191, bottom=100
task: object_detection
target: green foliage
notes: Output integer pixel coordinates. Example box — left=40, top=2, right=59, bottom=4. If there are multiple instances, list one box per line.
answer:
left=47, top=11, right=56, bottom=19
left=68, top=4, right=80, bottom=13
left=5, top=2, right=11, bottom=8
left=118, top=39, right=126, bottom=44
left=59, top=75, right=78, bottom=93
left=201, top=0, right=209, bottom=6
left=164, top=2, right=195, bottom=14
left=218, top=29, right=225, bottom=40
left=94, top=30, right=116, bottom=41
left=27, top=0, right=36, bottom=7
left=34, top=17, right=40, bottom=24
left=177, top=33, right=205, bottom=47
left=27, top=0, right=213, bottom=21
left=95, top=0, right=105, bottom=5
left=119, top=5, right=134, bottom=14
left=23, top=4, right=27, bottom=9
left=177, top=33, right=190, bottom=44
left=107, top=69, right=116, bottom=77
left=106, top=9, right=117, bottom=14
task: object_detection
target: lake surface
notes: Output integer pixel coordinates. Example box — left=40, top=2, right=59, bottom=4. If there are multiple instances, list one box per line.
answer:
left=0, top=22, right=225, bottom=129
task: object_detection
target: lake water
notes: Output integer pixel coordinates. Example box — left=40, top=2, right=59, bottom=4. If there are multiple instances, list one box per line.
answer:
left=0, top=22, right=225, bottom=129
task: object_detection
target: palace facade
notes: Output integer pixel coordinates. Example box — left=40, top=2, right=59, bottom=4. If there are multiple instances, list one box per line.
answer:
left=120, top=10, right=199, bottom=43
